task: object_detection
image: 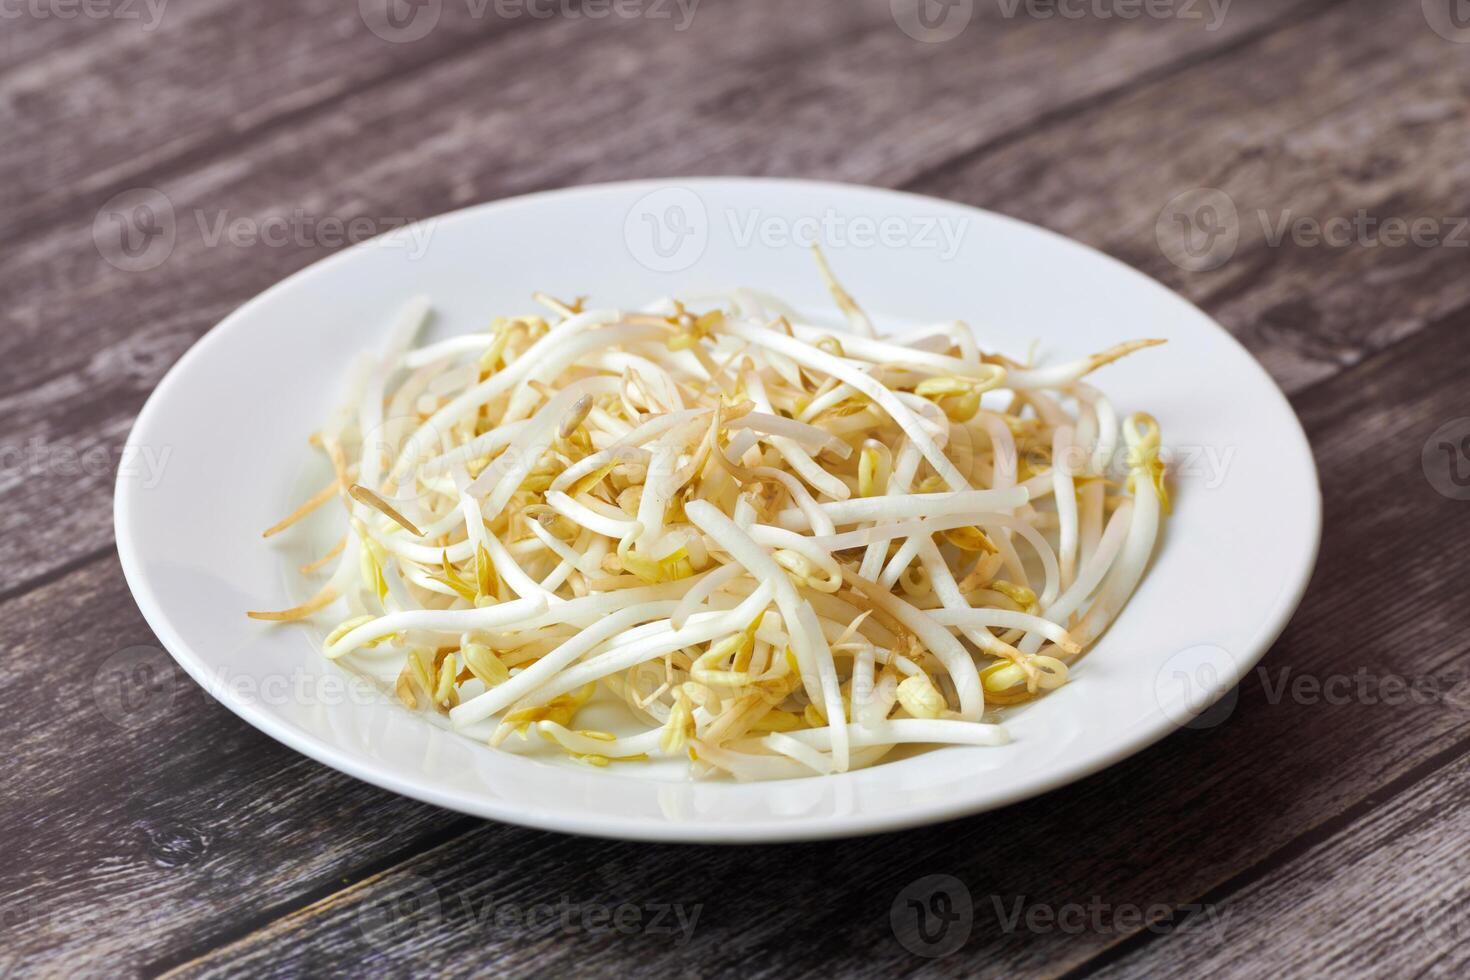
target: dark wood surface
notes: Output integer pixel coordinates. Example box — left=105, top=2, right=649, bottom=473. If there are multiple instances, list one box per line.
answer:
left=4, top=1, right=1468, bottom=976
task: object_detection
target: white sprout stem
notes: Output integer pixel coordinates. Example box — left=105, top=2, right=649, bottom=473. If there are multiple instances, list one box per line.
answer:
left=260, top=272, right=1168, bottom=784
left=924, top=608, right=1078, bottom=650
left=841, top=573, right=985, bottom=722
left=507, top=584, right=777, bottom=712
left=471, top=376, right=622, bottom=516
left=670, top=563, right=746, bottom=630
left=723, top=318, right=971, bottom=490
left=686, top=500, right=850, bottom=771
left=773, top=487, right=1029, bottom=527
left=1017, top=499, right=1133, bottom=657
left=391, top=310, right=621, bottom=475
left=780, top=718, right=1010, bottom=750
left=450, top=601, right=681, bottom=726
left=1052, top=425, right=1078, bottom=594
left=1075, top=476, right=1159, bottom=646
left=324, top=596, right=547, bottom=659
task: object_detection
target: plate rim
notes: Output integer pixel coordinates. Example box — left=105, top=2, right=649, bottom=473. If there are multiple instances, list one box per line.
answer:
left=114, top=176, right=1323, bottom=843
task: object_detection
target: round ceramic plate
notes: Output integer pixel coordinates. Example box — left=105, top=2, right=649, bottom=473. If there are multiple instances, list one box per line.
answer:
left=115, top=178, right=1320, bottom=843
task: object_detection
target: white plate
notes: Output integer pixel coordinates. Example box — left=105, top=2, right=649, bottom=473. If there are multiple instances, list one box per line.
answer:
left=115, top=178, right=1320, bottom=843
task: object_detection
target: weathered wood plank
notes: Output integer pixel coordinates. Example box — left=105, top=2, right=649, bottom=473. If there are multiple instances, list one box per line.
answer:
left=923, top=0, right=1470, bottom=393
left=0, top=0, right=1319, bottom=598
left=1092, top=747, right=1470, bottom=978
left=144, top=289, right=1470, bottom=978
left=0, top=552, right=469, bottom=978
left=0, top=0, right=546, bottom=237
left=0, top=0, right=158, bottom=72
left=2, top=0, right=1305, bottom=239
left=11, top=3, right=1466, bottom=978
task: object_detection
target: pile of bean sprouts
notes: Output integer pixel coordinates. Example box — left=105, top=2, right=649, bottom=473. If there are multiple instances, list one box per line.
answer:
left=250, top=252, right=1168, bottom=780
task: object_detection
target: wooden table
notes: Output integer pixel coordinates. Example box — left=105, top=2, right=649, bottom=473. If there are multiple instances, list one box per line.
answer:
left=5, top=0, right=1469, bottom=975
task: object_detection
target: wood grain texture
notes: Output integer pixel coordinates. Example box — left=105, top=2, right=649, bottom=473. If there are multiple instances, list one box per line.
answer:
left=0, top=0, right=538, bottom=237
left=0, top=554, right=467, bottom=978
left=923, top=0, right=1470, bottom=393
left=151, top=306, right=1470, bottom=979
left=3, top=0, right=1468, bottom=977
left=1091, top=731, right=1470, bottom=977
left=0, top=1, right=1318, bottom=600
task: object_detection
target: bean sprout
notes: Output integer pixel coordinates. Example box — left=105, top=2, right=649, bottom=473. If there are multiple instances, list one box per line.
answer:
left=249, top=252, right=1168, bottom=779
